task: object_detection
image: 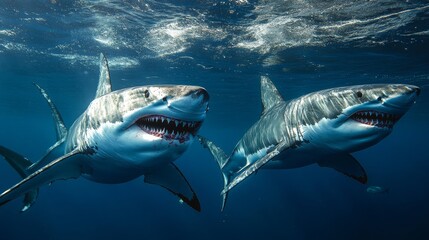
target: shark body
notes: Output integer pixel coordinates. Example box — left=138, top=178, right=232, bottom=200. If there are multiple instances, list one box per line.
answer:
left=199, top=76, right=419, bottom=210
left=0, top=54, right=209, bottom=212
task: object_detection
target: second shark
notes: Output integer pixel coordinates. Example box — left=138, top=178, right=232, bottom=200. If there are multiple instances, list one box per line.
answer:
left=199, top=76, right=419, bottom=210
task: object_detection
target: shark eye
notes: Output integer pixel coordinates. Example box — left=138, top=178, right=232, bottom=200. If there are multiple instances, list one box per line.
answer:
left=356, top=91, right=363, bottom=98
left=144, top=90, right=150, bottom=98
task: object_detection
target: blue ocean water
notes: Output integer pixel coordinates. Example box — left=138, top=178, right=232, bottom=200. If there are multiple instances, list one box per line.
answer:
left=0, top=0, right=428, bottom=239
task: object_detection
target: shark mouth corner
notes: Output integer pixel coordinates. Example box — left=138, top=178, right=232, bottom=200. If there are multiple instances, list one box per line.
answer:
left=136, top=115, right=202, bottom=143
left=350, top=111, right=401, bottom=129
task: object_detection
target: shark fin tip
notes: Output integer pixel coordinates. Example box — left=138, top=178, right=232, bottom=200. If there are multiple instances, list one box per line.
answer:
left=21, top=205, right=30, bottom=212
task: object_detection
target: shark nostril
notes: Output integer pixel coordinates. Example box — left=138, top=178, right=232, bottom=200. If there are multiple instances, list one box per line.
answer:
left=192, top=88, right=209, bottom=102
left=415, top=87, right=421, bottom=96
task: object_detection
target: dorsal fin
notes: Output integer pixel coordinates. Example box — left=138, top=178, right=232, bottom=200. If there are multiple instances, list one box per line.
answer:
left=33, top=83, right=67, bottom=141
left=95, top=53, right=112, bottom=98
left=260, top=76, right=284, bottom=115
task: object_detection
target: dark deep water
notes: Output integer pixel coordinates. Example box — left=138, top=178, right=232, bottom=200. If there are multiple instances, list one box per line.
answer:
left=1, top=1, right=429, bottom=239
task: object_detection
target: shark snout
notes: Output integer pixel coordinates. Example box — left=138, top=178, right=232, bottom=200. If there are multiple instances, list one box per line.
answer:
left=401, top=84, right=420, bottom=100
left=413, top=86, right=421, bottom=96
left=190, top=88, right=209, bottom=102
left=402, top=85, right=420, bottom=96
left=182, top=87, right=209, bottom=108
left=383, top=84, right=420, bottom=110
left=167, top=87, right=209, bottom=118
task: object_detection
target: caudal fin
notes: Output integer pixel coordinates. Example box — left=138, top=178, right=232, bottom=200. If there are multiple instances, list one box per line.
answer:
left=0, top=145, right=38, bottom=211
left=197, top=135, right=230, bottom=211
left=0, top=84, right=66, bottom=211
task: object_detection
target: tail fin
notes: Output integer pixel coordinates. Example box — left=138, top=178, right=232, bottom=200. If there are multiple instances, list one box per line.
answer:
left=0, top=84, right=66, bottom=211
left=197, top=135, right=230, bottom=211
left=0, top=146, right=38, bottom=211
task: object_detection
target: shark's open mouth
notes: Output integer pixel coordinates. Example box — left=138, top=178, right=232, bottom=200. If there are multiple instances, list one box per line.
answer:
left=136, top=115, right=202, bottom=143
left=350, top=111, right=401, bottom=129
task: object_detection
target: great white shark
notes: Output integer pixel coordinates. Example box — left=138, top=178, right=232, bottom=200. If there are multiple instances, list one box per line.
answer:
left=0, top=53, right=209, bottom=212
left=199, top=76, right=420, bottom=211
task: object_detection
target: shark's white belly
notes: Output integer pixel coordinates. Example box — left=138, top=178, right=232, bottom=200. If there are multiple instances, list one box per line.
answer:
left=71, top=122, right=190, bottom=183
left=233, top=141, right=327, bottom=171
left=263, top=142, right=328, bottom=169
left=80, top=155, right=146, bottom=183
left=80, top=150, right=185, bottom=183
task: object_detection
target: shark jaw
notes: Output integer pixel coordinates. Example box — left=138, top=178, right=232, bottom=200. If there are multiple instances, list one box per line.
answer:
left=306, top=84, right=420, bottom=153
left=349, top=110, right=400, bottom=129
left=346, top=88, right=419, bottom=130
left=136, top=115, right=202, bottom=143
left=121, top=85, right=209, bottom=147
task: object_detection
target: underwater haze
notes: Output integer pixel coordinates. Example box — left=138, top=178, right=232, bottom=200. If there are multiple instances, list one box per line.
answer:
left=1, top=0, right=429, bottom=239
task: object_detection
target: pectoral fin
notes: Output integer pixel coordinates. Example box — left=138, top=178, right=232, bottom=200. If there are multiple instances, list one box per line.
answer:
left=318, top=154, right=367, bottom=184
left=222, top=140, right=290, bottom=195
left=21, top=189, right=39, bottom=212
left=0, top=145, right=39, bottom=211
left=0, top=145, right=32, bottom=178
left=145, top=163, right=200, bottom=212
left=0, top=150, right=83, bottom=207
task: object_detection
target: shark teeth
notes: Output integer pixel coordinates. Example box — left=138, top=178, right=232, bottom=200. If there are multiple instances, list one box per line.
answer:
left=350, top=111, right=401, bottom=129
left=136, top=115, right=202, bottom=143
